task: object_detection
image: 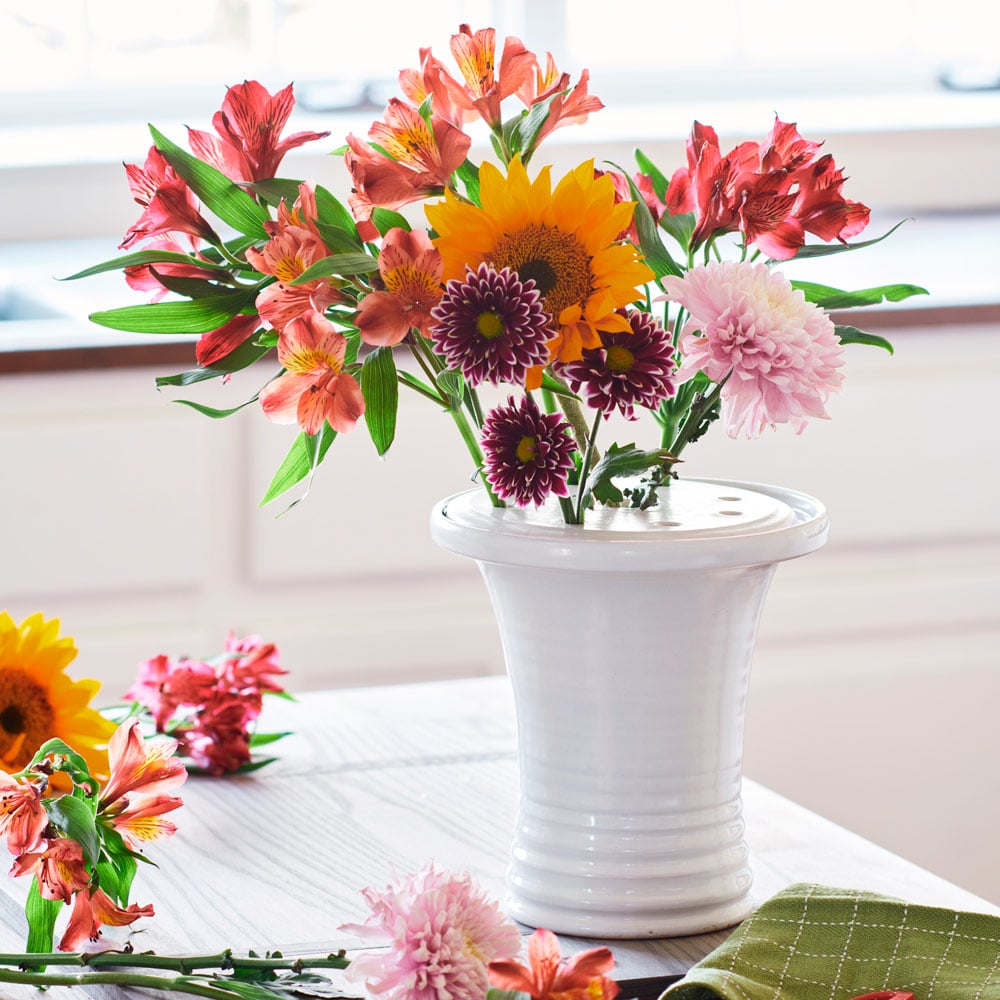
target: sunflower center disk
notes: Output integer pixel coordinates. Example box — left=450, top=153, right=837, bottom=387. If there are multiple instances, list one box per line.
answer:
left=0, top=670, right=54, bottom=769
left=605, top=344, right=635, bottom=372
left=476, top=311, right=505, bottom=340
left=488, top=225, right=593, bottom=321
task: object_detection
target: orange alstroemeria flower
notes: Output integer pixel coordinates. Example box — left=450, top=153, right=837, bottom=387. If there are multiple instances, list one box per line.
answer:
left=59, top=887, right=155, bottom=953
left=345, top=99, right=471, bottom=228
left=489, top=928, right=620, bottom=1000
left=448, top=24, right=535, bottom=129
left=356, top=228, right=443, bottom=346
left=259, top=311, right=365, bottom=436
left=99, top=719, right=187, bottom=811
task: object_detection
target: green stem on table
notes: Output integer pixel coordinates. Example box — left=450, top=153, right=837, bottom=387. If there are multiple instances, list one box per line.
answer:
left=0, top=968, right=246, bottom=1000
left=0, top=949, right=350, bottom=974
left=572, top=408, right=604, bottom=525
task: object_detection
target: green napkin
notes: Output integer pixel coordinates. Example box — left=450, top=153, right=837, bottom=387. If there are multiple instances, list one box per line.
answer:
left=663, top=883, right=1000, bottom=1000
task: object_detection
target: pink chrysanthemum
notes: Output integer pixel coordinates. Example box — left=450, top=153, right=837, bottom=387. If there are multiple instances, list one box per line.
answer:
left=340, top=864, right=521, bottom=1000
left=662, top=261, right=844, bottom=438
left=431, top=264, right=552, bottom=386
left=481, top=396, right=576, bottom=507
left=557, top=310, right=677, bottom=420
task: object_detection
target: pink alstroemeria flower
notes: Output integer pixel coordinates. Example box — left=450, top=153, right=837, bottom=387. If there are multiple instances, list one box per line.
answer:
left=10, top=838, right=90, bottom=904
left=489, top=927, right=620, bottom=1000
left=187, top=81, right=329, bottom=184
left=0, top=771, right=48, bottom=856
left=99, top=719, right=187, bottom=810
left=58, top=887, right=155, bottom=953
left=356, top=228, right=443, bottom=346
left=222, top=633, right=286, bottom=695
left=259, top=311, right=365, bottom=435
left=195, top=314, right=261, bottom=368
left=108, top=794, right=184, bottom=851
left=516, top=54, right=603, bottom=147
left=120, top=147, right=220, bottom=250
left=124, top=234, right=222, bottom=302
left=399, top=46, right=470, bottom=129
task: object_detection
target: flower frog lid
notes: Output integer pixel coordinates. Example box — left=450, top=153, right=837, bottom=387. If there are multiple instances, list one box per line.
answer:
left=431, top=478, right=828, bottom=571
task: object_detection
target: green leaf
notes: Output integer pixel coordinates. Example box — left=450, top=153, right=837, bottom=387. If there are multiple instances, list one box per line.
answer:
left=371, top=207, right=412, bottom=235
left=260, top=424, right=337, bottom=506
left=150, top=124, right=269, bottom=239
left=144, top=272, right=240, bottom=299
left=584, top=443, right=677, bottom=507
left=610, top=162, right=684, bottom=279
left=788, top=219, right=912, bottom=260
left=90, top=287, right=256, bottom=334
left=454, top=159, right=481, bottom=205
left=507, top=92, right=562, bottom=162
left=25, top=879, right=60, bottom=959
left=154, top=337, right=270, bottom=388
left=360, top=347, right=399, bottom=456
left=61, top=249, right=227, bottom=282
left=436, top=368, right=465, bottom=402
left=790, top=280, right=929, bottom=310
left=291, top=252, right=378, bottom=284
left=659, top=210, right=696, bottom=250
left=314, top=187, right=362, bottom=244
left=487, top=989, right=529, bottom=1000
left=46, top=795, right=100, bottom=867
left=834, top=324, right=895, bottom=354
left=316, top=222, right=366, bottom=254
left=398, top=369, right=444, bottom=403
left=248, top=730, right=292, bottom=749
left=540, top=370, right=581, bottom=401
left=174, top=394, right=261, bottom=418
left=634, top=148, right=670, bottom=203
left=24, top=738, right=96, bottom=791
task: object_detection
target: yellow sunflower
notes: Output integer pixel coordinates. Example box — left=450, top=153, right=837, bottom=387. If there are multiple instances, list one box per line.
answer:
left=0, top=611, right=115, bottom=780
left=425, top=158, right=654, bottom=387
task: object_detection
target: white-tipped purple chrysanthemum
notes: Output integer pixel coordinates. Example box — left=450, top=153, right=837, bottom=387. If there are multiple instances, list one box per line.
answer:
left=430, top=264, right=552, bottom=386
left=481, top=395, right=576, bottom=507
left=558, top=309, right=677, bottom=420
left=662, top=260, right=844, bottom=438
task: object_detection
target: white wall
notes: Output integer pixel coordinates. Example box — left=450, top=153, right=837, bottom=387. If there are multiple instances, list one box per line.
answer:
left=1, top=316, right=998, bottom=902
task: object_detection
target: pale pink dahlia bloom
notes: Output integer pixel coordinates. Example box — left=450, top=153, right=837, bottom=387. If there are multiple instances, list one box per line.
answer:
left=662, top=261, right=844, bottom=438
left=340, top=864, right=521, bottom=1000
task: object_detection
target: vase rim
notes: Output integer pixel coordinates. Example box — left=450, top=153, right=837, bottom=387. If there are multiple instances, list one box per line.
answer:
left=431, top=478, right=828, bottom=570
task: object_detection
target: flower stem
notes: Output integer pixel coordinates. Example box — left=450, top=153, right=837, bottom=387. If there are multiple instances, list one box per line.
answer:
left=0, top=949, right=350, bottom=973
left=668, top=379, right=725, bottom=459
left=0, top=968, right=244, bottom=999
left=572, top=408, right=604, bottom=525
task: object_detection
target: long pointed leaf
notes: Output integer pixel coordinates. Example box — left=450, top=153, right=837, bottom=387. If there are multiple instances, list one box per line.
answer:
left=62, top=249, right=227, bottom=281
left=90, top=294, right=254, bottom=334
left=610, top=161, right=684, bottom=279
left=25, top=880, right=60, bottom=958
left=174, top=395, right=260, bottom=418
left=155, top=338, right=270, bottom=387
left=150, top=124, right=269, bottom=239
left=835, top=324, right=895, bottom=355
left=634, top=148, right=670, bottom=202
left=789, top=220, right=912, bottom=260
left=361, top=347, right=399, bottom=455
left=790, top=280, right=928, bottom=310
left=290, top=253, right=378, bottom=284
left=260, top=425, right=337, bottom=506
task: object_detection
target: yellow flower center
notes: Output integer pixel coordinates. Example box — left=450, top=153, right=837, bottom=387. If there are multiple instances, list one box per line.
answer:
left=0, top=670, right=54, bottom=770
left=487, top=225, right=591, bottom=325
left=285, top=347, right=341, bottom=377
left=476, top=311, right=504, bottom=340
left=274, top=255, right=306, bottom=284
left=605, top=344, right=635, bottom=372
left=380, top=118, right=438, bottom=168
left=515, top=435, right=538, bottom=463
left=383, top=263, right=441, bottom=306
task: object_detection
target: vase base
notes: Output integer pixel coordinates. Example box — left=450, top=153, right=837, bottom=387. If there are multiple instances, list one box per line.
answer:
left=504, top=888, right=754, bottom=939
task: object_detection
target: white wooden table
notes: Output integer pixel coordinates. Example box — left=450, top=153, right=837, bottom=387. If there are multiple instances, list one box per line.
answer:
left=1, top=676, right=996, bottom=997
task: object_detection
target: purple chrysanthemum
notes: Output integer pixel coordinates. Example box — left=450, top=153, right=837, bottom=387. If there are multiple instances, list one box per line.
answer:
left=558, top=309, right=678, bottom=420
left=430, top=264, right=552, bottom=386
left=481, top=396, right=576, bottom=507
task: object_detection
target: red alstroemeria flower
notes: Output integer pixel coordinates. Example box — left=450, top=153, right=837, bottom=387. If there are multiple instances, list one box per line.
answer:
left=793, top=154, right=871, bottom=242
left=259, top=310, right=365, bottom=436
left=99, top=719, right=187, bottom=810
left=346, top=99, right=471, bottom=229
left=187, top=80, right=329, bottom=184
left=760, top=116, right=823, bottom=173
left=195, top=314, right=261, bottom=368
left=448, top=24, right=536, bottom=129
left=58, top=887, right=154, bottom=953
left=10, top=838, right=90, bottom=904
left=488, top=928, right=620, bottom=1000
left=222, top=633, right=286, bottom=695
left=356, top=227, right=443, bottom=346
left=120, top=147, right=220, bottom=250
left=736, top=173, right=802, bottom=260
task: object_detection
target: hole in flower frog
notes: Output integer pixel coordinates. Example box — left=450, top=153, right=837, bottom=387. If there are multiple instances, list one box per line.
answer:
left=717, top=496, right=742, bottom=502
left=718, top=510, right=743, bottom=517
left=654, top=520, right=682, bottom=527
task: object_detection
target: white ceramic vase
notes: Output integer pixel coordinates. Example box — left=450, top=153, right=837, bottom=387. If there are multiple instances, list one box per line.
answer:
left=431, top=478, right=827, bottom=939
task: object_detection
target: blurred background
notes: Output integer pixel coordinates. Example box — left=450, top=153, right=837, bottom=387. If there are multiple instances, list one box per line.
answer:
left=1, top=0, right=998, bottom=902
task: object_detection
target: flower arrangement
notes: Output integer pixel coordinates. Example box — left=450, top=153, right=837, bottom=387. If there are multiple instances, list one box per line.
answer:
left=69, top=24, right=925, bottom=524
left=117, top=632, right=289, bottom=775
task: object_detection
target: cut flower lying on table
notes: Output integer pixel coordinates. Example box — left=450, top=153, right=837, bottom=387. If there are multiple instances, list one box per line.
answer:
left=70, top=23, right=926, bottom=525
